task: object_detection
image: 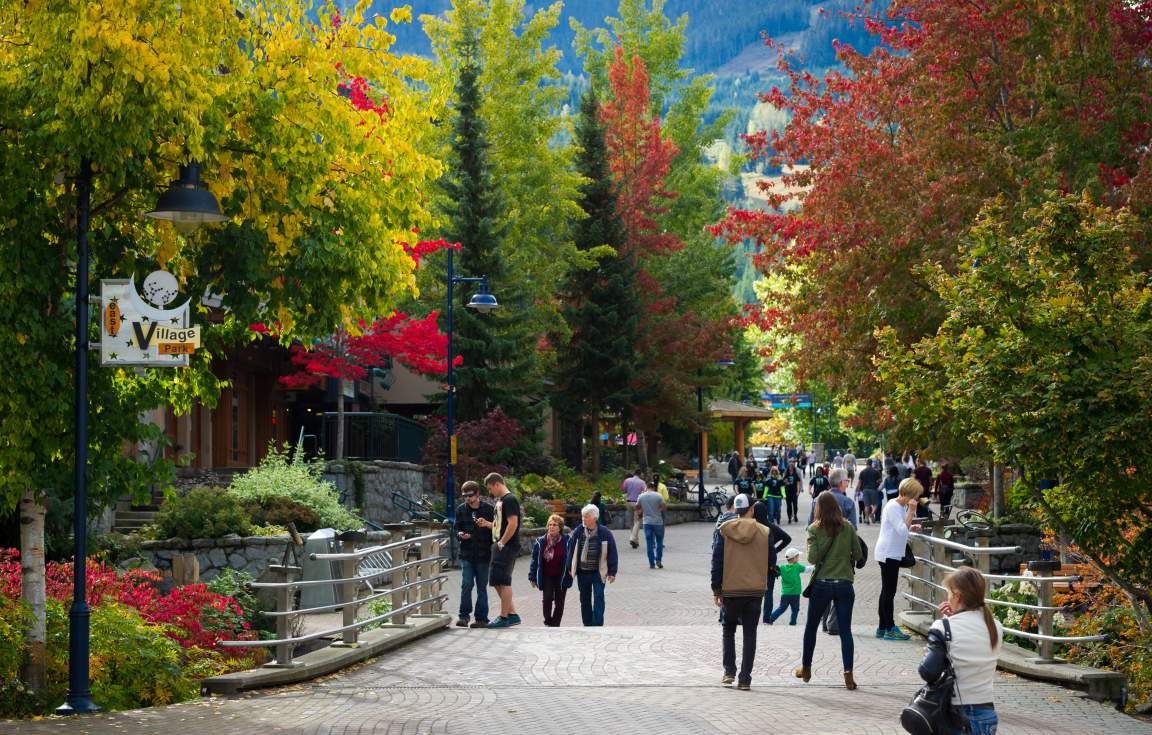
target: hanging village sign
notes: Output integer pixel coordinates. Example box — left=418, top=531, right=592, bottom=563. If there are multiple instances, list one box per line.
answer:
left=100, top=270, right=200, bottom=366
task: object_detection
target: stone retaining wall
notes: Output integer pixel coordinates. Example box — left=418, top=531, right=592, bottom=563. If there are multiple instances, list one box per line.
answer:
left=141, top=530, right=394, bottom=581
left=324, top=460, right=436, bottom=525
left=947, top=523, right=1044, bottom=574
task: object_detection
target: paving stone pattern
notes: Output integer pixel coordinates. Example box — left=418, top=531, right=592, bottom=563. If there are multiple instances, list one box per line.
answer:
left=5, top=488, right=1147, bottom=735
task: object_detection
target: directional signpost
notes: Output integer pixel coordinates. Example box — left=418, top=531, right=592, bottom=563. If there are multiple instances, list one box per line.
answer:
left=761, top=392, right=812, bottom=409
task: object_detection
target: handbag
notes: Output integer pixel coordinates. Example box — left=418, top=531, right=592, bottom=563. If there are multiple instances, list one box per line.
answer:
left=900, top=619, right=958, bottom=735
left=899, top=542, right=917, bottom=568
left=855, top=536, right=869, bottom=569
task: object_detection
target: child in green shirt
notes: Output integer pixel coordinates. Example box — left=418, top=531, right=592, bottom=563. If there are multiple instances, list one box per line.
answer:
left=767, top=548, right=812, bottom=625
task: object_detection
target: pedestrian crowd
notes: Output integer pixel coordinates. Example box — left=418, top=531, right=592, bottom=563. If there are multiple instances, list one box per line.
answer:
left=452, top=450, right=996, bottom=735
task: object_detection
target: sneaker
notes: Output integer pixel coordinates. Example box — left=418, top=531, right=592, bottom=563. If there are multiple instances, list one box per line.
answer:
left=469, top=620, right=488, bottom=629
left=456, top=617, right=470, bottom=628
left=737, top=682, right=751, bottom=691
left=487, top=616, right=512, bottom=629
left=884, top=627, right=911, bottom=641
left=875, top=627, right=887, bottom=638
left=507, top=614, right=522, bottom=626
left=656, top=561, right=663, bottom=569
left=720, top=674, right=735, bottom=685
left=630, top=540, right=639, bottom=549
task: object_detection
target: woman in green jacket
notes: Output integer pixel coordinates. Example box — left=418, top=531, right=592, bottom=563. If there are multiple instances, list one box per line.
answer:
left=794, top=490, right=862, bottom=690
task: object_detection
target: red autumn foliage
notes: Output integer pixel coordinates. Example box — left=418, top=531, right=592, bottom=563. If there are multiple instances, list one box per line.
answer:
left=710, top=0, right=1152, bottom=413
left=422, top=408, right=525, bottom=490
left=0, top=549, right=258, bottom=651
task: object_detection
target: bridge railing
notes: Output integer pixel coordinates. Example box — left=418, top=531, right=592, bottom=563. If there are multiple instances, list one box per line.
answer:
left=220, top=531, right=448, bottom=668
left=902, top=525, right=1106, bottom=663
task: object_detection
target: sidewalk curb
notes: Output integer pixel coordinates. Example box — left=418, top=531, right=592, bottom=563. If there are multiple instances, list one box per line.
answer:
left=898, top=611, right=1126, bottom=703
left=202, top=614, right=451, bottom=695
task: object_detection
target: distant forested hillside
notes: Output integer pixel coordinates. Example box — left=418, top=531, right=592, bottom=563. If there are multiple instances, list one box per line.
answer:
left=365, top=0, right=878, bottom=77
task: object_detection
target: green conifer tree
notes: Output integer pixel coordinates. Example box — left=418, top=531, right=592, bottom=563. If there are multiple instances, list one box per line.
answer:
left=439, top=31, right=539, bottom=426
left=553, top=91, right=639, bottom=474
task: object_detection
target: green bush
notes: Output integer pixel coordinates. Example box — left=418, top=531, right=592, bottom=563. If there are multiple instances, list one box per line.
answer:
left=152, top=486, right=252, bottom=540
left=241, top=495, right=321, bottom=532
left=88, top=602, right=199, bottom=709
left=205, top=569, right=273, bottom=635
left=521, top=496, right=552, bottom=528
left=228, top=445, right=361, bottom=530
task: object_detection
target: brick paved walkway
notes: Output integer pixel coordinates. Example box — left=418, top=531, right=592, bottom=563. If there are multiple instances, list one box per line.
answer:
left=5, top=491, right=1147, bottom=735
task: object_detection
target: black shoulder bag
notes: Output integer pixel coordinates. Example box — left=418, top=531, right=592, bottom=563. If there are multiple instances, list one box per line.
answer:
left=900, top=618, right=957, bottom=735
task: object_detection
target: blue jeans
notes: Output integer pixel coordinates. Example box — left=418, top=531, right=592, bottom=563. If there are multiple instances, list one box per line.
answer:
left=576, top=572, right=606, bottom=626
left=458, top=558, right=490, bottom=622
left=802, top=580, right=855, bottom=671
left=769, top=594, right=800, bottom=624
left=762, top=573, right=777, bottom=622
left=643, top=523, right=665, bottom=567
left=954, top=705, right=997, bottom=735
left=764, top=496, right=782, bottom=524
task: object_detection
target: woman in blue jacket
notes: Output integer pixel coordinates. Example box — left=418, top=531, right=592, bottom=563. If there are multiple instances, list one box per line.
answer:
left=529, top=514, right=571, bottom=627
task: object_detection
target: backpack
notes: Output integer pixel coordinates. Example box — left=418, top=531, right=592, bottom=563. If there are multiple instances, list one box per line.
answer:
left=900, top=619, right=958, bottom=735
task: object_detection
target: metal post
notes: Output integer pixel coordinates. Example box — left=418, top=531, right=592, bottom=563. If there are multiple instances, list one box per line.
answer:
left=930, top=523, right=950, bottom=612
left=445, top=249, right=456, bottom=527
left=420, top=537, right=435, bottom=614
left=59, top=158, right=100, bottom=716
left=696, top=378, right=706, bottom=506
left=266, top=564, right=301, bottom=668
left=1029, top=560, right=1060, bottom=662
left=974, top=536, right=991, bottom=575
left=336, top=536, right=358, bottom=646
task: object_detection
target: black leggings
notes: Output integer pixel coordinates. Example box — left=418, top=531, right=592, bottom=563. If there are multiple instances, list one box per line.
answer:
left=785, top=491, right=799, bottom=520
left=878, top=558, right=902, bottom=629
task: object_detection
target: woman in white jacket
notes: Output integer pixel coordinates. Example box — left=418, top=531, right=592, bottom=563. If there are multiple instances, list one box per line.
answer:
left=918, top=566, right=1003, bottom=734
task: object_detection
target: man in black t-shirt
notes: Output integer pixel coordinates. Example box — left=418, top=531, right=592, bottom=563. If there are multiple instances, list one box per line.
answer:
left=476, top=472, right=521, bottom=628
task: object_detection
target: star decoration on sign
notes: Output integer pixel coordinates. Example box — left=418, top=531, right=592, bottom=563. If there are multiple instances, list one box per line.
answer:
left=108, top=352, right=118, bottom=360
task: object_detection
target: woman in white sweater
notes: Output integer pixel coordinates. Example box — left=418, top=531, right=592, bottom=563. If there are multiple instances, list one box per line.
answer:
left=874, top=478, right=923, bottom=640
left=918, top=566, right=1003, bottom=735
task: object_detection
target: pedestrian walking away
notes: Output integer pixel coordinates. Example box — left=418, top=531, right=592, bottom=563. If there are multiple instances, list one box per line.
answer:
left=935, top=462, right=956, bottom=519
left=529, top=513, right=570, bottom=627
left=875, top=478, right=923, bottom=640
left=622, top=469, right=646, bottom=549
left=727, top=451, right=741, bottom=489
left=752, top=497, right=791, bottom=623
left=918, top=567, right=1004, bottom=735
left=711, top=494, right=770, bottom=690
left=768, top=547, right=812, bottom=625
left=476, top=472, right=521, bottom=629
left=565, top=504, right=619, bottom=626
left=637, top=480, right=667, bottom=569
left=856, top=458, right=883, bottom=525
left=453, top=480, right=494, bottom=628
left=795, top=490, right=863, bottom=690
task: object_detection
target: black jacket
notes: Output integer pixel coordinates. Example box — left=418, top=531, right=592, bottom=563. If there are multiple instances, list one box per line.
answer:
left=453, top=501, right=495, bottom=563
left=752, top=501, right=792, bottom=570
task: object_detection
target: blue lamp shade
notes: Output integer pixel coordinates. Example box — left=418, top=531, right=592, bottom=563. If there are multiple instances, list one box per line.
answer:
left=145, top=163, right=227, bottom=229
left=467, top=290, right=499, bottom=312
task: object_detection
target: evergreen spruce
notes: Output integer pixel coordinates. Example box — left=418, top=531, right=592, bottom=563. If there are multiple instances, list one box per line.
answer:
left=440, top=32, right=539, bottom=426
left=553, top=91, right=639, bottom=473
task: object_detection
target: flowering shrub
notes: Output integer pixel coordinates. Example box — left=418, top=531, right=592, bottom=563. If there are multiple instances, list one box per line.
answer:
left=228, top=445, right=361, bottom=529
left=0, top=549, right=264, bottom=716
left=1060, top=584, right=1152, bottom=711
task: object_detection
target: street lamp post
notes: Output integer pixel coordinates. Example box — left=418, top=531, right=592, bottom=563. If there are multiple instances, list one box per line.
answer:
left=444, top=248, right=498, bottom=528
left=58, top=161, right=224, bottom=715
left=696, top=359, right=735, bottom=506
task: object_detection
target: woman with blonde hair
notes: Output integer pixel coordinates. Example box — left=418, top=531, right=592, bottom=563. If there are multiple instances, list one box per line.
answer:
left=875, top=478, right=924, bottom=640
left=918, top=566, right=1003, bottom=734
left=794, top=490, right=862, bottom=689
left=528, top=513, right=570, bottom=626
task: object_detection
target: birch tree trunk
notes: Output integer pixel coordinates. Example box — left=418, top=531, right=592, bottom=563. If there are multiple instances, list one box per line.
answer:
left=19, top=489, right=46, bottom=692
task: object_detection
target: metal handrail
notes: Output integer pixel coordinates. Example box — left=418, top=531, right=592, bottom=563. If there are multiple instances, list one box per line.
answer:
left=309, top=533, right=447, bottom=560
left=249, top=556, right=448, bottom=590
left=1001, top=627, right=1107, bottom=644
left=981, top=572, right=1083, bottom=583
left=908, top=532, right=1021, bottom=555
left=902, top=573, right=1065, bottom=612
left=220, top=593, right=448, bottom=648
left=261, top=577, right=433, bottom=617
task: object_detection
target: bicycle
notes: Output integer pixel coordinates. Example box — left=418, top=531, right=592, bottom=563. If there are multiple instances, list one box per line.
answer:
left=697, top=489, right=729, bottom=522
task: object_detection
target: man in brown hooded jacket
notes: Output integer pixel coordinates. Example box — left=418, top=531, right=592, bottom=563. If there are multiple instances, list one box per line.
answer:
left=710, top=494, right=771, bottom=690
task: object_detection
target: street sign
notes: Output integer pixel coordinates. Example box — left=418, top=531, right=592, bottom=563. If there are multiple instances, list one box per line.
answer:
left=761, top=392, right=812, bottom=409
left=100, top=271, right=199, bottom=366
